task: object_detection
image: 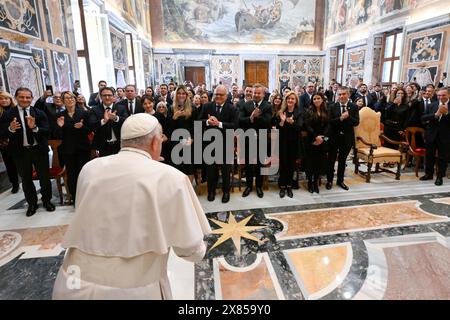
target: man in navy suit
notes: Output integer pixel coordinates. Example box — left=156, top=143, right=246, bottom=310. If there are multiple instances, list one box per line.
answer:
left=0, top=87, right=55, bottom=216
left=88, top=80, right=107, bottom=107
left=326, top=87, right=360, bottom=190
left=420, top=88, right=450, bottom=186
left=200, top=85, right=238, bottom=203
left=300, top=82, right=316, bottom=110
left=116, top=84, right=144, bottom=116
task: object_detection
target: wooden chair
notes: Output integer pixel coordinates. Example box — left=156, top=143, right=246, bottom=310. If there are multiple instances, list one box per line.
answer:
left=354, top=107, right=408, bottom=182
left=401, top=127, right=426, bottom=177
left=32, top=140, right=69, bottom=205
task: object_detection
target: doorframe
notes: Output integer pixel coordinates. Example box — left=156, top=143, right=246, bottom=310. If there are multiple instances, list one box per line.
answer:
left=240, top=55, right=276, bottom=92
left=179, top=60, right=210, bottom=88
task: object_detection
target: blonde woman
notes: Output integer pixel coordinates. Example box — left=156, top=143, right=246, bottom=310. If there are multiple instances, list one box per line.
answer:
left=167, top=85, right=194, bottom=181
left=0, top=91, right=19, bottom=193
left=274, top=91, right=302, bottom=198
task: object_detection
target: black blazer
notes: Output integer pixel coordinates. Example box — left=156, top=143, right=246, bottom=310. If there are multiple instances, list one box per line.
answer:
left=300, top=93, right=313, bottom=111
left=328, top=102, right=360, bottom=148
left=354, top=93, right=375, bottom=109
left=200, top=102, right=238, bottom=131
left=54, top=108, right=91, bottom=154
left=0, top=106, right=50, bottom=155
left=88, top=104, right=128, bottom=150
left=88, top=92, right=101, bottom=107
left=421, top=101, right=450, bottom=144
left=116, top=98, right=144, bottom=115
left=370, top=91, right=386, bottom=103
left=238, top=100, right=272, bottom=131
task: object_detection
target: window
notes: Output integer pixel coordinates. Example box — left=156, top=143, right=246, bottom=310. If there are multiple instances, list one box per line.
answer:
left=380, top=30, right=403, bottom=85
left=336, top=45, right=345, bottom=85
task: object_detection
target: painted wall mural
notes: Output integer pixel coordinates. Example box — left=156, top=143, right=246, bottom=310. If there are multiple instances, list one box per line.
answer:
left=106, top=0, right=151, bottom=37
left=211, top=56, right=240, bottom=90
left=44, top=0, right=68, bottom=46
left=162, top=0, right=316, bottom=45
left=402, top=24, right=449, bottom=87
left=346, top=47, right=366, bottom=88
left=110, top=26, right=128, bottom=88
left=325, top=0, right=432, bottom=37
left=276, top=56, right=323, bottom=89
left=52, top=51, right=72, bottom=92
left=6, top=55, right=43, bottom=101
left=0, top=0, right=41, bottom=39
left=408, top=33, right=443, bottom=64
left=154, top=55, right=178, bottom=84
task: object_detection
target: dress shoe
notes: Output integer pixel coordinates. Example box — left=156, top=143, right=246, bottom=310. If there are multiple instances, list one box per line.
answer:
left=242, top=187, right=252, bottom=197
left=43, top=201, right=56, bottom=212
left=313, top=182, right=320, bottom=194
left=222, top=192, right=230, bottom=203
left=308, top=181, right=314, bottom=193
left=26, top=203, right=38, bottom=217
left=420, top=174, right=433, bottom=181
left=435, top=176, right=443, bottom=186
left=207, top=192, right=215, bottom=202
left=256, top=187, right=264, bottom=198
left=286, top=187, right=293, bottom=198
left=326, top=181, right=333, bottom=190
left=279, top=188, right=286, bottom=198
left=11, top=183, right=19, bottom=194
left=337, top=181, right=349, bottom=191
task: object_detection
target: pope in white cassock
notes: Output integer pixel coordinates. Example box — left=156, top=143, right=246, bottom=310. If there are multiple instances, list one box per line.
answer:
left=53, top=113, right=211, bottom=299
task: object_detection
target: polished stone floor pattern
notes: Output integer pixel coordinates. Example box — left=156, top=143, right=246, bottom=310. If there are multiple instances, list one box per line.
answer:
left=0, top=167, right=449, bottom=300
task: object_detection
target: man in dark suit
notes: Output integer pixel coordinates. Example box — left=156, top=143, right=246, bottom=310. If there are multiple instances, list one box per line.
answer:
left=200, top=85, right=238, bottom=203
left=34, top=91, right=66, bottom=138
left=300, top=82, right=315, bottom=110
left=88, top=80, right=107, bottom=107
left=227, top=84, right=239, bottom=104
left=325, top=83, right=340, bottom=104
left=0, top=87, right=55, bottom=216
left=326, top=87, right=360, bottom=190
left=155, top=84, right=173, bottom=108
left=88, top=87, right=128, bottom=157
left=354, top=83, right=375, bottom=109
left=238, top=84, right=272, bottom=198
left=420, top=88, right=450, bottom=186
left=370, top=83, right=385, bottom=104
left=116, top=84, right=144, bottom=116
left=236, top=86, right=254, bottom=112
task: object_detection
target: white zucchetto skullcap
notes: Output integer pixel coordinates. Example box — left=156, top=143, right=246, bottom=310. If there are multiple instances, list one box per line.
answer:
left=121, top=113, right=159, bottom=140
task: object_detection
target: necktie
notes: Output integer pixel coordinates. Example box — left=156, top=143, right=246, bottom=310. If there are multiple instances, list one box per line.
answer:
left=377, top=92, right=380, bottom=100
left=424, top=99, right=429, bottom=113
left=24, top=109, right=35, bottom=146
left=341, top=105, right=347, bottom=115
left=129, top=100, right=133, bottom=114
left=216, top=104, right=221, bottom=114
left=105, top=107, right=112, bottom=141
left=365, top=96, right=368, bottom=106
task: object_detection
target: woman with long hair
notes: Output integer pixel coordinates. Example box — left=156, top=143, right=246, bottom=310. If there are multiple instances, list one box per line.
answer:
left=0, top=91, right=19, bottom=193
left=383, top=88, right=409, bottom=149
left=167, top=85, right=195, bottom=182
left=270, top=93, right=283, bottom=128
left=405, top=83, right=423, bottom=128
left=55, top=91, right=91, bottom=203
left=145, top=86, right=154, bottom=98
left=200, top=91, right=210, bottom=105
left=303, top=93, right=330, bottom=193
left=275, top=91, right=302, bottom=198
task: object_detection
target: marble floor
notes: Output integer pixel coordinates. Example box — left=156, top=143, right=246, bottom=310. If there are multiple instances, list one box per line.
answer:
left=0, top=165, right=449, bottom=300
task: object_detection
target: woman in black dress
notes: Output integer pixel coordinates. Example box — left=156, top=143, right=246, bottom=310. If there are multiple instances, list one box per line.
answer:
left=0, top=91, right=19, bottom=193
left=275, top=91, right=302, bottom=198
left=383, top=88, right=409, bottom=149
left=56, top=91, right=91, bottom=203
left=167, top=85, right=195, bottom=182
left=303, top=93, right=329, bottom=194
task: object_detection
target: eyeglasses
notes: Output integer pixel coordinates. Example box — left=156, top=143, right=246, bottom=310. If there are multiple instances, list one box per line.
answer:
left=54, top=96, right=62, bottom=99
left=101, top=94, right=114, bottom=98
left=215, top=93, right=226, bottom=96
left=63, top=96, right=75, bottom=100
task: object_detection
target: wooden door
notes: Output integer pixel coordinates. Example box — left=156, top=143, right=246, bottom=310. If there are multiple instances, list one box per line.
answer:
left=244, top=61, right=269, bottom=88
left=184, top=67, right=206, bottom=86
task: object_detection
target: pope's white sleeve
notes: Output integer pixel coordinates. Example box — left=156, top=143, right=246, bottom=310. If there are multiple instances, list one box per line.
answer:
left=172, top=240, right=206, bottom=263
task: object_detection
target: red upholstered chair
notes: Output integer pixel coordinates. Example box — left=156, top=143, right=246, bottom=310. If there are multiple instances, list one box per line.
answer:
left=402, top=127, right=426, bottom=177
left=32, top=140, right=69, bottom=204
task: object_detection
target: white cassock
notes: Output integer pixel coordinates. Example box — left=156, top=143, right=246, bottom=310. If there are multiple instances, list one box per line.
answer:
left=53, top=147, right=211, bottom=300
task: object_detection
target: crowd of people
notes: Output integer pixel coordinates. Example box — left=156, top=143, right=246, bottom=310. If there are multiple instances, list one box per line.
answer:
left=0, top=77, right=449, bottom=216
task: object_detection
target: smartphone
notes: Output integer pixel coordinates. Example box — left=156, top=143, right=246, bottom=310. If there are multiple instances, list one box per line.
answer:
left=45, top=85, right=53, bottom=95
